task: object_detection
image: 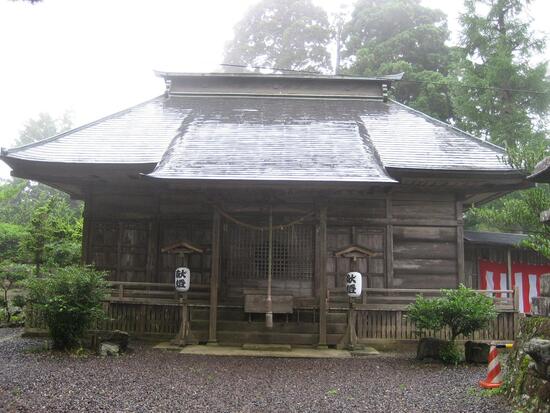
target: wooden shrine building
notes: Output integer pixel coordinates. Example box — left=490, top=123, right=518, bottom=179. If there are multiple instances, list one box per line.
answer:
left=1, top=72, right=529, bottom=346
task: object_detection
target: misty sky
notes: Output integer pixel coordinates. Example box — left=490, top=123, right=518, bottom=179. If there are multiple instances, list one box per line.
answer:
left=0, top=0, right=549, bottom=179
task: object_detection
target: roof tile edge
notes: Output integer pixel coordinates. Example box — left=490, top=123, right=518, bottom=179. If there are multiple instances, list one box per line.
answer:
left=155, top=71, right=403, bottom=99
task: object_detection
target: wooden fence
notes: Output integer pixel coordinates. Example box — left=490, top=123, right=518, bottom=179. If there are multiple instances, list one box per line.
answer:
left=26, top=283, right=520, bottom=342
left=354, top=287, right=519, bottom=342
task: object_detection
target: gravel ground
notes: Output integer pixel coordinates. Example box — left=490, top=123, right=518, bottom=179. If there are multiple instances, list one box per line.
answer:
left=0, top=328, right=512, bottom=413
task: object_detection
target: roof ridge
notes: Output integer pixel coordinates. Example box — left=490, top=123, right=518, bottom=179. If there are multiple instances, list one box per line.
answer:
left=4, top=95, right=165, bottom=156
left=388, top=99, right=517, bottom=169
left=355, top=118, right=397, bottom=183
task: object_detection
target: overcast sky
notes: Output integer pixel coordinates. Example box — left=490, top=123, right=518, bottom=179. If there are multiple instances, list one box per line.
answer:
left=0, top=0, right=548, bottom=179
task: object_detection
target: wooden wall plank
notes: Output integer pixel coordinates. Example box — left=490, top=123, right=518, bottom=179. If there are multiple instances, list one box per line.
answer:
left=393, top=226, right=456, bottom=242
left=392, top=199, right=456, bottom=221
left=393, top=242, right=457, bottom=260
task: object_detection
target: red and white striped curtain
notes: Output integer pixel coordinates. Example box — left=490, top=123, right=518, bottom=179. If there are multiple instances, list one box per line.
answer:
left=479, top=260, right=550, bottom=313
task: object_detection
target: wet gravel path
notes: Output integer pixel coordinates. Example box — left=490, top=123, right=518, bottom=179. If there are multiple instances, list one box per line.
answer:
left=0, top=328, right=512, bottom=412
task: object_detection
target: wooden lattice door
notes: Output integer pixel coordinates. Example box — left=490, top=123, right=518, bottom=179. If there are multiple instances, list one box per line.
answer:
left=221, top=220, right=315, bottom=297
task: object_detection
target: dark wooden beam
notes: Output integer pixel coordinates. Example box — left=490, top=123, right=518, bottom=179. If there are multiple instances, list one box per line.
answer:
left=385, top=194, right=394, bottom=288
left=456, top=200, right=465, bottom=286
left=146, top=220, right=160, bottom=283
left=208, top=209, right=221, bottom=344
left=116, top=222, right=123, bottom=281
left=81, top=193, right=92, bottom=265
left=318, top=206, right=328, bottom=348
left=506, top=247, right=512, bottom=290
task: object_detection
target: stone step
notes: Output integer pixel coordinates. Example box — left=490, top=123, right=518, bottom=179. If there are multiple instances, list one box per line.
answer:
left=190, top=329, right=344, bottom=347
left=242, top=343, right=292, bottom=352
left=190, top=320, right=347, bottom=335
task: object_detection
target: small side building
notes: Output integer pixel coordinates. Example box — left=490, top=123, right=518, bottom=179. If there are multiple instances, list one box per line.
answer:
left=529, top=157, right=550, bottom=223
left=465, top=230, right=550, bottom=313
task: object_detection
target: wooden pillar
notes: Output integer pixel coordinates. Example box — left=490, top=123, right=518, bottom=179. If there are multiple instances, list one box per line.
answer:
left=146, top=219, right=160, bottom=283
left=513, top=286, right=520, bottom=338
left=456, top=200, right=465, bottom=286
left=385, top=194, right=394, bottom=289
left=146, top=193, right=161, bottom=283
left=116, top=222, right=124, bottom=281
left=208, top=210, right=221, bottom=345
left=318, top=206, right=328, bottom=348
left=506, top=247, right=512, bottom=290
left=81, top=194, right=92, bottom=265
left=172, top=295, right=189, bottom=347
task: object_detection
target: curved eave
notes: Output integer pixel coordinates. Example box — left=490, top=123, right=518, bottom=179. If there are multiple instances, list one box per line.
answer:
left=142, top=173, right=399, bottom=188
left=386, top=167, right=527, bottom=178
left=528, top=156, right=550, bottom=183
left=2, top=156, right=157, bottom=199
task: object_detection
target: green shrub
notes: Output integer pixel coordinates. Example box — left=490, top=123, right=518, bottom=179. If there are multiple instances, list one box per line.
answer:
left=408, top=284, right=498, bottom=343
left=26, top=266, right=108, bottom=350
left=0, top=261, right=30, bottom=323
left=11, top=294, right=26, bottom=308
left=440, top=341, right=462, bottom=365
left=8, top=313, right=24, bottom=326
left=0, top=222, right=28, bottom=261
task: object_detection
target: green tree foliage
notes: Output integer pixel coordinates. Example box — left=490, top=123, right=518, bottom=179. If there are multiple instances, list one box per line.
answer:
left=343, top=0, right=453, bottom=121
left=15, top=112, right=72, bottom=147
left=224, top=0, right=332, bottom=73
left=21, top=195, right=82, bottom=273
left=0, top=113, right=82, bottom=268
left=0, top=222, right=28, bottom=261
left=468, top=186, right=550, bottom=257
left=1, top=112, right=77, bottom=227
left=26, top=266, right=107, bottom=350
left=408, top=285, right=497, bottom=343
left=458, top=1, right=550, bottom=257
left=451, top=0, right=549, bottom=151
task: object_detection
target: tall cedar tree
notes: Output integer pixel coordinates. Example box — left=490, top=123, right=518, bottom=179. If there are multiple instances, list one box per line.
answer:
left=451, top=0, right=550, bottom=162
left=459, top=1, right=550, bottom=258
left=224, top=0, right=332, bottom=73
left=0, top=113, right=82, bottom=267
left=343, top=0, right=453, bottom=121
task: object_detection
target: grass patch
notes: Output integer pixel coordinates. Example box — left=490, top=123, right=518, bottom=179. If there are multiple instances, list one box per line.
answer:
left=24, top=342, right=51, bottom=354
left=326, top=389, right=339, bottom=396
left=467, top=386, right=504, bottom=397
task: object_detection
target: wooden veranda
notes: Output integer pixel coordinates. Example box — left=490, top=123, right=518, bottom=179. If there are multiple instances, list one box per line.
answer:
left=27, top=281, right=520, bottom=345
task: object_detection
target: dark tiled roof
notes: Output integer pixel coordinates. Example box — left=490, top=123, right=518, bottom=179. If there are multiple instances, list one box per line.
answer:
left=4, top=94, right=516, bottom=182
left=528, top=156, right=550, bottom=183
left=6, top=97, right=183, bottom=164
left=150, top=96, right=395, bottom=182
left=364, top=101, right=510, bottom=171
left=464, top=230, right=527, bottom=247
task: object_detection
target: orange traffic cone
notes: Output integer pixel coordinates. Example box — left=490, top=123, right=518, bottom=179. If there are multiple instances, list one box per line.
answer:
left=479, top=343, right=513, bottom=389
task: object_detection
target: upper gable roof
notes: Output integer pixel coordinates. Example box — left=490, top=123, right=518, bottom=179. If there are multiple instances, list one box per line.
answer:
left=148, top=95, right=396, bottom=182
left=1, top=72, right=520, bottom=186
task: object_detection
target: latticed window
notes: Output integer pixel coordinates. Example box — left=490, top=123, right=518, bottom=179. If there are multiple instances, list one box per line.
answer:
left=254, top=241, right=289, bottom=278
left=223, top=222, right=313, bottom=280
